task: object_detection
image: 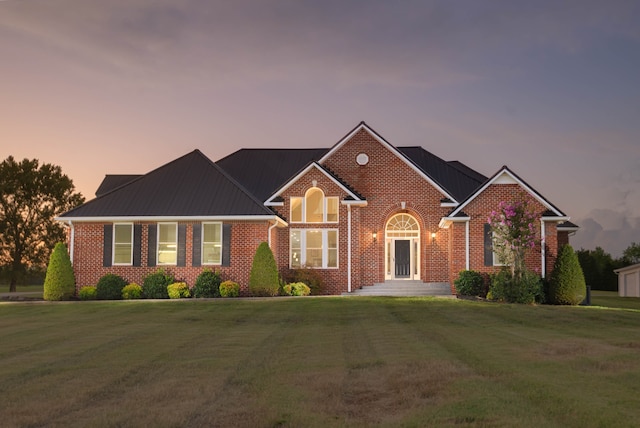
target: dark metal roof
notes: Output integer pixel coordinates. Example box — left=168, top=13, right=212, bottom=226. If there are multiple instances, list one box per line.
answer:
left=95, top=175, right=142, bottom=197
left=397, top=147, right=487, bottom=201
left=216, top=148, right=329, bottom=202
left=61, top=150, right=273, bottom=218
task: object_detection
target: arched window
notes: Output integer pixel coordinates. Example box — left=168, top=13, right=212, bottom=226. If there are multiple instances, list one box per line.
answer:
left=305, top=188, right=324, bottom=223
left=386, top=214, right=420, bottom=238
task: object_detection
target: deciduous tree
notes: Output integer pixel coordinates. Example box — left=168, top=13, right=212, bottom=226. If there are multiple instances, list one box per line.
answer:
left=0, top=156, right=84, bottom=292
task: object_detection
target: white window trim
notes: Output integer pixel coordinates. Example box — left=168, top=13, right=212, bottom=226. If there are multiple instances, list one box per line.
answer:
left=157, top=222, right=178, bottom=266
left=112, top=223, right=133, bottom=266
left=202, top=222, right=223, bottom=265
left=290, top=229, right=339, bottom=269
left=290, top=191, right=339, bottom=224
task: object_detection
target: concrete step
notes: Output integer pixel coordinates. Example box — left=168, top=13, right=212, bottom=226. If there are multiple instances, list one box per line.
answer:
left=345, top=281, right=454, bottom=297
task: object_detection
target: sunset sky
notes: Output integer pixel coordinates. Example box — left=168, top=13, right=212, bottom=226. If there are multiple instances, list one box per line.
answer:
left=1, top=0, right=639, bottom=257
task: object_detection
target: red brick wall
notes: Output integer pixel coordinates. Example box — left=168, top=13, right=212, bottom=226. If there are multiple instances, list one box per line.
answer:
left=71, top=220, right=272, bottom=296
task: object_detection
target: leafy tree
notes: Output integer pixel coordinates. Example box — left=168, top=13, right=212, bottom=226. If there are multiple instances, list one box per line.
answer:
left=0, top=156, right=84, bottom=292
left=623, top=242, right=640, bottom=265
left=576, top=247, right=619, bottom=291
left=549, top=245, right=587, bottom=305
left=488, top=194, right=540, bottom=281
left=248, top=242, right=279, bottom=296
left=43, top=242, right=75, bottom=301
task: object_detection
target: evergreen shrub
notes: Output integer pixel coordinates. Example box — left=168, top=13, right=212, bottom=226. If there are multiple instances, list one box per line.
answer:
left=220, top=280, right=239, bottom=297
left=549, top=245, right=587, bottom=305
left=43, top=243, right=76, bottom=301
left=454, top=270, right=485, bottom=296
left=281, top=267, right=325, bottom=295
left=78, top=286, right=97, bottom=301
left=142, top=269, right=174, bottom=299
left=167, top=282, right=191, bottom=299
left=96, top=273, right=127, bottom=300
left=192, top=269, right=221, bottom=298
left=248, top=242, right=279, bottom=296
left=282, top=282, right=311, bottom=296
left=122, top=283, right=143, bottom=300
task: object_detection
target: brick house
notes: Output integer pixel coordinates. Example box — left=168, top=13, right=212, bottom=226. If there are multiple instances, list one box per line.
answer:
left=57, top=122, right=578, bottom=295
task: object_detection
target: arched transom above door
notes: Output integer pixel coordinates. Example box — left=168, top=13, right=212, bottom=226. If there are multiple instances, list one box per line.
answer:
left=386, top=213, right=420, bottom=238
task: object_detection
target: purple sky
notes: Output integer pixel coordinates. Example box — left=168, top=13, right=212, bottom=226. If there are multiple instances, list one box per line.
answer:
left=2, top=1, right=639, bottom=257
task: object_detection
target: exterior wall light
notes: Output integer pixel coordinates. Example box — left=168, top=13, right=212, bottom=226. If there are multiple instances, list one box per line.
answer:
left=431, top=232, right=436, bottom=243
left=372, top=232, right=377, bottom=242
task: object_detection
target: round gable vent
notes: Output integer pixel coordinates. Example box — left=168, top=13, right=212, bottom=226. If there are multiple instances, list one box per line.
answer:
left=356, top=153, right=369, bottom=165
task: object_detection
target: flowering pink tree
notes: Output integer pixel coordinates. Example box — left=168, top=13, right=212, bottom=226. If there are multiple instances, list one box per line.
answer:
left=488, top=195, right=540, bottom=280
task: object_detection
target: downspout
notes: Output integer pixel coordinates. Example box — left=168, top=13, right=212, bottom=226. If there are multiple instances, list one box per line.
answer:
left=69, top=220, right=75, bottom=264
left=268, top=220, right=278, bottom=249
left=465, top=220, right=470, bottom=270
left=347, top=205, right=352, bottom=293
left=540, top=220, right=546, bottom=278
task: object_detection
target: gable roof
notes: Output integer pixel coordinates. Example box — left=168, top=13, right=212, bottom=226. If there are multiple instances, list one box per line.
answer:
left=216, top=148, right=328, bottom=202
left=446, top=165, right=568, bottom=219
left=59, top=150, right=276, bottom=220
left=318, top=121, right=461, bottom=203
left=265, top=162, right=366, bottom=206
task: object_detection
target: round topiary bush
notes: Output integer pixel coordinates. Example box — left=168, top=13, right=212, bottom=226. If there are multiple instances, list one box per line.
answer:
left=78, top=285, right=97, bottom=301
left=122, top=283, right=143, bottom=300
left=549, top=245, right=587, bottom=305
left=248, top=242, right=279, bottom=296
left=142, top=269, right=174, bottom=299
left=192, top=269, right=221, bottom=298
left=43, top=242, right=76, bottom=301
left=96, top=273, right=127, bottom=300
left=454, top=270, right=485, bottom=296
left=167, top=282, right=191, bottom=299
left=220, top=280, right=240, bottom=297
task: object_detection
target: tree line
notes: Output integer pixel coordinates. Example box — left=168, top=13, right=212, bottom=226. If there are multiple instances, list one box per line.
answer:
left=577, top=244, right=640, bottom=291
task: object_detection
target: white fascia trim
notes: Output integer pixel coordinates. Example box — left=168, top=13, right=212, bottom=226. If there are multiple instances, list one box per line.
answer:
left=56, top=215, right=288, bottom=226
left=264, top=162, right=363, bottom=205
left=264, top=201, right=284, bottom=207
left=318, top=122, right=458, bottom=203
left=541, top=216, right=570, bottom=222
left=449, top=168, right=564, bottom=218
left=614, top=263, right=640, bottom=274
left=440, top=202, right=458, bottom=208
left=439, top=216, right=470, bottom=229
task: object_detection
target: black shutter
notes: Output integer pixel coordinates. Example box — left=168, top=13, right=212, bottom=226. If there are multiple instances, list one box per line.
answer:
left=484, top=223, right=493, bottom=267
left=192, top=223, right=201, bottom=267
left=133, top=224, right=142, bottom=267
left=177, top=224, right=187, bottom=267
left=147, top=224, right=157, bottom=267
left=103, top=224, right=112, bottom=267
left=222, top=224, right=232, bottom=267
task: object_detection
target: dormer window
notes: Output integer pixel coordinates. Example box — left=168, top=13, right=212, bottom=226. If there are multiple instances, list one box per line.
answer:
left=290, top=187, right=338, bottom=223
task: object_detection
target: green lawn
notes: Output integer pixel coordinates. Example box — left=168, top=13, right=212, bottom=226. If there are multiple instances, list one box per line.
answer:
left=2, top=296, right=640, bottom=427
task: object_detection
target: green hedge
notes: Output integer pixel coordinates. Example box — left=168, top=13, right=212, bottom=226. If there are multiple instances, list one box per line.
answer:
left=96, top=273, right=127, bottom=300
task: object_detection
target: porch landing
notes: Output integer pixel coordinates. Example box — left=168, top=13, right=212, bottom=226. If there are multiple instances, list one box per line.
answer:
left=344, top=281, right=454, bottom=297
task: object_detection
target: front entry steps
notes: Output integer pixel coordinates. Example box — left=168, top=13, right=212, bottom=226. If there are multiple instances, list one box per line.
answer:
left=345, top=281, right=454, bottom=297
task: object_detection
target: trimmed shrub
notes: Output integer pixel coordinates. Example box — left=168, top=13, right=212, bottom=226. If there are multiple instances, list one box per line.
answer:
left=488, top=269, right=543, bottom=304
left=167, top=282, right=191, bottom=299
left=43, top=242, right=76, bottom=301
left=192, top=269, right=221, bottom=298
left=549, top=245, right=587, bottom=305
left=96, top=273, right=127, bottom=300
left=454, top=270, right=485, bottom=296
left=248, top=242, right=279, bottom=297
left=78, top=286, right=97, bottom=301
left=122, top=283, right=143, bottom=300
left=282, top=282, right=311, bottom=296
left=142, top=269, right=174, bottom=299
left=281, top=267, right=325, bottom=295
left=220, top=280, right=239, bottom=298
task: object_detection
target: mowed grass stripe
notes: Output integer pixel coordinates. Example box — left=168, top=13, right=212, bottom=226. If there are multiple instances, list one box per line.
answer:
left=2, top=296, right=640, bottom=427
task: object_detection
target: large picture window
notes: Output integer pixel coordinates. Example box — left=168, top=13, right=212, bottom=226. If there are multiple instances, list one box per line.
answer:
left=158, top=223, right=177, bottom=265
left=290, top=188, right=339, bottom=223
left=290, top=229, right=338, bottom=269
left=113, top=223, right=133, bottom=265
left=202, top=222, right=222, bottom=265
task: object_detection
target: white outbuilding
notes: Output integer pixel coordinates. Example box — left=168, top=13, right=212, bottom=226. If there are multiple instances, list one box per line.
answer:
left=614, top=263, right=640, bottom=297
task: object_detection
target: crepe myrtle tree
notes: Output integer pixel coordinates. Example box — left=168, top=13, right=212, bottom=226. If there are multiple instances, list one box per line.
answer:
left=488, top=194, right=540, bottom=281
left=0, top=156, right=84, bottom=292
